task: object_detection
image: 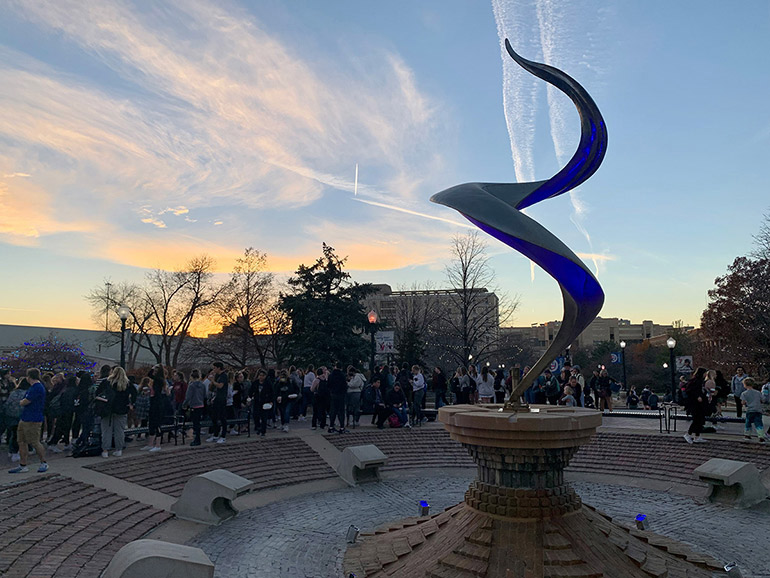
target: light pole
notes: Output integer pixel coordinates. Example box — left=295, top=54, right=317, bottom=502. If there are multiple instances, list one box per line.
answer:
left=666, top=337, right=677, bottom=401
left=620, top=340, right=627, bottom=390
left=367, top=309, right=378, bottom=375
left=117, top=305, right=131, bottom=369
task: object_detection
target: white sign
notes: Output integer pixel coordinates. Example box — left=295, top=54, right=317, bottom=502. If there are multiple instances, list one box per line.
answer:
left=375, top=331, right=395, bottom=353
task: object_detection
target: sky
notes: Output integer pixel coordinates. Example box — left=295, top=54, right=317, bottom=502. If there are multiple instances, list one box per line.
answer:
left=1, top=0, right=769, bottom=332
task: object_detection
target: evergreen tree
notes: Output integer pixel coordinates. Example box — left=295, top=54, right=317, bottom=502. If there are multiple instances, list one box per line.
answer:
left=280, top=244, right=374, bottom=366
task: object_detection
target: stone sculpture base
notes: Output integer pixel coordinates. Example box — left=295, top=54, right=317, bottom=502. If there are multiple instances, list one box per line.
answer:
left=343, top=405, right=727, bottom=577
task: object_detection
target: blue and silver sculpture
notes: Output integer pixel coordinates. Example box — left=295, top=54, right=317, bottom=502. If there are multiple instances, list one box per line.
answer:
left=431, top=39, right=607, bottom=409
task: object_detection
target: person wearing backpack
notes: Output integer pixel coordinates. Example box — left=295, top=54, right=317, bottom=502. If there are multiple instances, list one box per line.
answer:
left=99, top=367, right=134, bottom=458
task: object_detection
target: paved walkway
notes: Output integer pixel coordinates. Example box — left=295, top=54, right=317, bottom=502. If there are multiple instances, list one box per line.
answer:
left=2, top=412, right=769, bottom=577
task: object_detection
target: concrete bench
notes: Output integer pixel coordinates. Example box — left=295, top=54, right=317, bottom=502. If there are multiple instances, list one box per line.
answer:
left=103, top=539, right=214, bottom=578
left=171, top=469, right=254, bottom=525
left=694, top=458, right=768, bottom=509
left=336, top=444, right=388, bottom=486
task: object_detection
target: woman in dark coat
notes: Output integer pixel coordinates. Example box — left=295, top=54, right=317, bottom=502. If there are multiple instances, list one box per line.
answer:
left=683, top=367, right=709, bottom=444
left=146, top=366, right=166, bottom=452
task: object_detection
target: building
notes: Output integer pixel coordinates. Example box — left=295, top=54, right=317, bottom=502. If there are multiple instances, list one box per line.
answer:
left=362, top=284, right=500, bottom=364
left=504, top=317, right=694, bottom=354
left=0, top=323, right=159, bottom=369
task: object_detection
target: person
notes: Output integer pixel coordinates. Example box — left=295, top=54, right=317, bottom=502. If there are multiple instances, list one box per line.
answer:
left=640, top=386, right=652, bottom=410
left=387, top=382, right=409, bottom=428
left=8, top=368, right=48, bottom=474
left=328, top=362, right=347, bottom=433
left=230, top=371, right=248, bottom=435
left=740, top=378, right=766, bottom=443
left=248, top=369, right=273, bottom=437
left=543, top=370, right=561, bottom=405
left=145, top=366, right=167, bottom=451
left=72, top=372, right=94, bottom=443
left=411, top=365, right=426, bottom=425
left=455, top=367, right=471, bottom=405
left=476, top=366, right=495, bottom=404
left=559, top=386, right=577, bottom=407
left=171, top=371, right=187, bottom=418
left=205, top=362, right=228, bottom=444
left=683, top=367, right=709, bottom=444
left=99, top=367, right=134, bottom=458
left=346, top=366, right=365, bottom=428
left=570, top=366, right=585, bottom=406
left=596, top=369, right=615, bottom=412
left=275, top=369, right=299, bottom=433
left=134, top=378, right=151, bottom=438
left=493, top=368, right=505, bottom=404
left=47, top=375, right=78, bottom=451
left=731, top=366, right=749, bottom=418
left=370, top=377, right=391, bottom=429
left=311, top=366, right=329, bottom=431
left=184, top=369, right=207, bottom=446
left=626, top=386, right=639, bottom=410
left=4, top=376, right=24, bottom=462
left=289, top=366, right=303, bottom=420
left=467, top=365, right=479, bottom=403
left=302, top=364, right=315, bottom=421
left=432, top=367, right=448, bottom=409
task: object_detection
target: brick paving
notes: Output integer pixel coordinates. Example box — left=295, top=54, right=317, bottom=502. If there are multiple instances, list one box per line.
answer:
left=191, top=474, right=770, bottom=578
left=86, top=436, right=337, bottom=496
left=569, top=431, right=770, bottom=489
left=575, top=482, right=770, bottom=578
left=190, top=475, right=473, bottom=578
left=325, top=426, right=770, bottom=489
left=0, top=474, right=171, bottom=578
left=323, top=427, right=475, bottom=471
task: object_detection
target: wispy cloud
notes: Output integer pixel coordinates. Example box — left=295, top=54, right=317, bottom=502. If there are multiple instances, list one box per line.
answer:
left=0, top=0, right=447, bottom=268
left=352, top=198, right=469, bottom=228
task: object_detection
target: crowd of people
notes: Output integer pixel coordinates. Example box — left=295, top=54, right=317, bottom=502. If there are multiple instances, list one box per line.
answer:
left=2, top=358, right=769, bottom=474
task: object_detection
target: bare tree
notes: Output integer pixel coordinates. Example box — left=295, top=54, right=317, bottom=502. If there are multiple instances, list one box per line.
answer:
left=752, top=210, right=770, bottom=259
left=391, top=282, right=442, bottom=366
left=86, top=256, right=223, bottom=368
left=434, top=231, right=518, bottom=367
left=200, top=247, right=288, bottom=367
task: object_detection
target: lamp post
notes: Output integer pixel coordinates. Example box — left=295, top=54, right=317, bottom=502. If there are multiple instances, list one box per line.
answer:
left=666, top=337, right=677, bottom=401
left=367, top=309, right=378, bottom=374
left=117, top=305, right=131, bottom=369
left=620, top=341, right=627, bottom=391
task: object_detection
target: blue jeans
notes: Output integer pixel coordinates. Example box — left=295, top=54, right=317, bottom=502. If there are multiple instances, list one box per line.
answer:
left=279, top=402, right=293, bottom=425
left=301, top=388, right=313, bottom=417
left=346, top=391, right=361, bottom=425
left=744, top=412, right=765, bottom=437
left=391, top=406, right=408, bottom=426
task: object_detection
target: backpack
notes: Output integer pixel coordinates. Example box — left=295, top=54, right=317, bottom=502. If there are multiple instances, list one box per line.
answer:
left=388, top=413, right=401, bottom=428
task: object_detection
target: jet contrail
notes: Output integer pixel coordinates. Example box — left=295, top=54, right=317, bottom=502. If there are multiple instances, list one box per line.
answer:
left=352, top=197, right=469, bottom=227
left=354, top=163, right=358, bottom=196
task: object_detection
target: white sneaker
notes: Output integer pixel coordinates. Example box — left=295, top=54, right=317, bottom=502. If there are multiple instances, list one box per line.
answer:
left=216, top=437, right=226, bottom=444
left=62, top=444, right=73, bottom=451
left=101, top=451, right=109, bottom=459
left=149, top=446, right=161, bottom=452
left=206, top=436, right=217, bottom=442
left=11, top=453, right=20, bottom=462
left=140, top=445, right=153, bottom=451
left=298, top=416, right=306, bottom=422
left=112, top=450, right=122, bottom=457
left=693, top=437, right=707, bottom=443
left=282, top=425, right=289, bottom=433
left=48, top=446, right=62, bottom=454
left=683, top=434, right=693, bottom=444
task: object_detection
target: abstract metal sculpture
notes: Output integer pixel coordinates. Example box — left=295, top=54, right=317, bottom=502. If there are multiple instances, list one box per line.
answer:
left=431, top=39, right=607, bottom=409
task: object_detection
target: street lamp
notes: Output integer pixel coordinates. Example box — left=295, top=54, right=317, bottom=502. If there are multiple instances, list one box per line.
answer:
left=620, top=341, right=627, bottom=391
left=666, top=337, right=677, bottom=402
left=367, top=309, right=378, bottom=374
left=117, top=305, right=131, bottom=369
